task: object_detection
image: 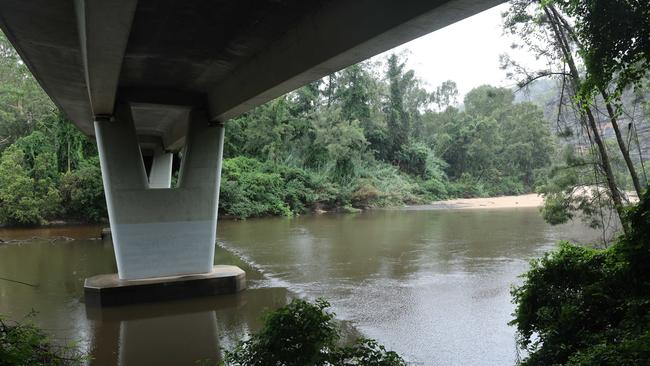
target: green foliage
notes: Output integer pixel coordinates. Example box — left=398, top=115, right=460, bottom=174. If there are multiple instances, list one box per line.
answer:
left=0, top=145, right=60, bottom=225
left=540, top=191, right=574, bottom=225
left=222, top=299, right=406, bottom=366
left=219, top=157, right=293, bottom=218
left=59, top=157, right=106, bottom=222
left=396, top=142, right=430, bottom=178
left=554, top=0, right=650, bottom=96
left=430, top=80, right=459, bottom=110
left=0, top=314, right=85, bottom=366
left=312, top=108, right=368, bottom=181
left=384, top=54, right=412, bottom=162
left=511, top=187, right=650, bottom=365
left=536, top=139, right=635, bottom=229
left=426, top=86, right=553, bottom=196
left=464, top=85, right=515, bottom=117
left=0, top=115, right=101, bottom=225
left=0, top=32, right=104, bottom=226
left=0, top=34, right=54, bottom=152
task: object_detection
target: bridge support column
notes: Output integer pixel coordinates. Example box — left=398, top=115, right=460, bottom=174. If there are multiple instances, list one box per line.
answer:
left=149, top=147, right=173, bottom=188
left=93, top=104, right=226, bottom=280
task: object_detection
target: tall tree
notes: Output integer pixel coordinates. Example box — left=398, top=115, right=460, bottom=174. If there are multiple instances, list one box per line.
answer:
left=0, top=33, right=53, bottom=151
left=555, top=0, right=650, bottom=97
left=547, top=5, right=644, bottom=197
left=384, top=54, right=411, bottom=162
left=503, top=0, right=631, bottom=232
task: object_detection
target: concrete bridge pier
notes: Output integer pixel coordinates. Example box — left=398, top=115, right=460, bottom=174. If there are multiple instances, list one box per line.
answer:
left=85, top=103, right=245, bottom=306
left=148, top=146, right=173, bottom=189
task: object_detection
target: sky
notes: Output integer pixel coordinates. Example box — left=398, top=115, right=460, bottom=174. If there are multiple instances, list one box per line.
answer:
left=373, top=3, right=541, bottom=101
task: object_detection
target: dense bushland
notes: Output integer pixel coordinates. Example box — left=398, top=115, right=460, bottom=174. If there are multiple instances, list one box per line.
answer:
left=215, top=59, right=556, bottom=218
left=511, top=187, right=650, bottom=365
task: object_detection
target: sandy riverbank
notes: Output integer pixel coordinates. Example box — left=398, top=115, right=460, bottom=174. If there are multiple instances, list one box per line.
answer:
left=428, top=193, right=544, bottom=210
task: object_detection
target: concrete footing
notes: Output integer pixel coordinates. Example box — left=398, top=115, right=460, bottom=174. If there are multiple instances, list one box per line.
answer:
left=84, top=265, right=246, bottom=306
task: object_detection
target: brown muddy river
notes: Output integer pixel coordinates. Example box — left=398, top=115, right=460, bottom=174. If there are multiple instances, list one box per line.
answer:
left=0, top=207, right=604, bottom=365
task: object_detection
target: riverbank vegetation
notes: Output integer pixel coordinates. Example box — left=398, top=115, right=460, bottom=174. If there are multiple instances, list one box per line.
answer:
left=0, top=313, right=85, bottom=365
left=221, top=299, right=405, bottom=366
left=510, top=1, right=650, bottom=364
left=511, top=187, right=650, bottom=365
left=0, top=34, right=559, bottom=224
left=0, top=1, right=648, bottom=225
left=503, top=0, right=650, bottom=232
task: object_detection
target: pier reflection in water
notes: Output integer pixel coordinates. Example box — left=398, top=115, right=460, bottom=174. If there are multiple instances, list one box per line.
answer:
left=86, top=288, right=289, bottom=365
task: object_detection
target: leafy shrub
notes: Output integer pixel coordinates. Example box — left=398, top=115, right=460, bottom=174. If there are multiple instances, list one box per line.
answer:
left=0, top=146, right=60, bottom=225
left=540, top=191, right=573, bottom=225
left=222, top=298, right=406, bottom=366
left=0, top=314, right=85, bottom=365
left=219, top=157, right=340, bottom=218
left=266, top=163, right=327, bottom=213
left=350, top=183, right=382, bottom=208
left=418, top=177, right=448, bottom=200
left=486, top=176, right=525, bottom=196
left=396, top=142, right=430, bottom=178
left=446, top=173, right=487, bottom=198
left=219, top=157, right=292, bottom=218
left=59, top=157, right=106, bottom=222
left=511, top=187, right=650, bottom=365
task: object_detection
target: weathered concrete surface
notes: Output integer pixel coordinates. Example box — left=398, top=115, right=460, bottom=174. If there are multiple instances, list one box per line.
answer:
left=84, top=265, right=246, bottom=306
left=95, top=105, right=224, bottom=280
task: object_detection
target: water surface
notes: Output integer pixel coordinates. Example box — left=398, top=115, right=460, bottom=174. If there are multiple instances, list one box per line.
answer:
left=0, top=207, right=603, bottom=365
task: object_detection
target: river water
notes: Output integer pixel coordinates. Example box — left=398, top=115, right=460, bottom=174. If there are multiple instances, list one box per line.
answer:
left=0, top=207, right=603, bottom=365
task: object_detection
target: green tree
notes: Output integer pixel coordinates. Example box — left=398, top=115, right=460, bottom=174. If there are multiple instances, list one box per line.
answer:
left=464, top=85, right=515, bottom=118
left=511, top=188, right=650, bottom=365
left=0, top=145, right=60, bottom=225
left=554, top=0, right=650, bottom=97
left=384, top=54, right=412, bottom=162
left=503, top=0, right=632, bottom=231
left=313, top=108, right=368, bottom=181
left=59, top=157, right=106, bottom=222
left=431, top=80, right=459, bottom=111
left=0, top=33, right=53, bottom=152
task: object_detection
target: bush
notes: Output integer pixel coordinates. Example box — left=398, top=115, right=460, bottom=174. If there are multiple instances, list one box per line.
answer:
left=418, top=177, right=448, bottom=200
left=59, top=157, right=106, bottom=222
left=0, top=314, right=85, bottom=365
left=540, top=191, right=573, bottom=225
left=397, top=142, right=430, bottom=178
left=0, top=146, right=60, bottom=225
left=510, top=187, right=650, bottom=365
left=446, top=173, right=487, bottom=198
left=222, top=298, right=406, bottom=366
left=219, top=157, right=292, bottom=218
left=219, top=157, right=338, bottom=218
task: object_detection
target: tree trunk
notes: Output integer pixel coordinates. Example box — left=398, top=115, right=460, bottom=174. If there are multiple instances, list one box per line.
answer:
left=548, top=5, right=643, bottom=198
left=601, top=91, right=643, bottom=196
left=67, top=139, right=71, bottom=173
left=544, top=5, right=629, bottom=235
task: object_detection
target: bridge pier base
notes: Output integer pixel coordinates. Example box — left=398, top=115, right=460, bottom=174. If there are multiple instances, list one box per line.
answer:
left=86, top=103, right=244, bottom=302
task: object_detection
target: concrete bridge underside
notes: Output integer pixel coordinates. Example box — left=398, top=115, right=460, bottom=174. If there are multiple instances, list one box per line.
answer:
left=0, top=0, right=501, bottom=281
